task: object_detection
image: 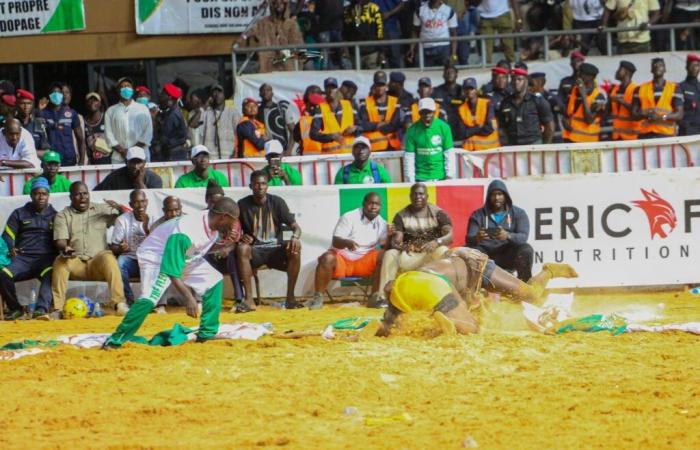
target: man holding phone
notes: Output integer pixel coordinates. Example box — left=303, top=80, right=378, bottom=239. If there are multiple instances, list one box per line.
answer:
left=466, top=179, right=533, bottom=281
left=261, top=140, right=302, bottom=186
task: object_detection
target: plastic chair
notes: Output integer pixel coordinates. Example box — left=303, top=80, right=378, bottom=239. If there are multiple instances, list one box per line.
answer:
left=325, top=276, right=372, bottom=303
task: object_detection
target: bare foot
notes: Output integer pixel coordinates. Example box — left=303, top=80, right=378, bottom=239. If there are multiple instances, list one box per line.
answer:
left=543, top=263, right=578, bottom=279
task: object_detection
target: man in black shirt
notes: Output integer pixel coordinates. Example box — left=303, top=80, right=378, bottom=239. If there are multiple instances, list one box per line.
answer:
left=236, top=170, right=303, bottom=311
left=94, top=147, right=163, bottom=191
left=388, top=71, right=415, bottom=112
left=498, top=68, right=554, bottom=145
left=432, top=63, right=464, bottom=142
left=154, top=83, right=188, bottom=161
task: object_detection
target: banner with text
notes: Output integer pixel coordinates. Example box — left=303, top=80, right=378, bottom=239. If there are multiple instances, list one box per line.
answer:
left=0, top=0, right=85, bottom=37
left=136, top=0, right=265, bottom=35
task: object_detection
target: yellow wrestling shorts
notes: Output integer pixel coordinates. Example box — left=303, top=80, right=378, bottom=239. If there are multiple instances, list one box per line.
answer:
left=389, top=271, right=454, bottom=313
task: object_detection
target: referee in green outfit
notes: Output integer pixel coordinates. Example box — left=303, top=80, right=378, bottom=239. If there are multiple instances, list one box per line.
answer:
left=403, top=97, right=455, bottom=182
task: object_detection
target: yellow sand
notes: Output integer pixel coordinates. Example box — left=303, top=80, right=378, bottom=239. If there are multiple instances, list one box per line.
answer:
left=1, top=291, right=700, bottom=449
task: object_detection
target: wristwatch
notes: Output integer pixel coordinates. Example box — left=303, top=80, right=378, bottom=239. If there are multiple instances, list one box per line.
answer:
left=436, top=237, right=443, bottom=246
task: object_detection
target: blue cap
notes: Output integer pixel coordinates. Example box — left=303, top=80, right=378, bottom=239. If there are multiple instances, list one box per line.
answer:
left=324, top=77, right=339, bottom=88
left=31, top=177, right=50, bottom=192
left=341, top=80, right=358, bottom=90
left=462, top=77, right=478, bottom=89
left=389, top=71, right=406, bottom=83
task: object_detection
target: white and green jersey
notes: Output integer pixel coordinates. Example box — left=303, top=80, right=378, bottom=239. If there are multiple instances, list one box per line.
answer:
left=137, top=210, right=218, bottom=278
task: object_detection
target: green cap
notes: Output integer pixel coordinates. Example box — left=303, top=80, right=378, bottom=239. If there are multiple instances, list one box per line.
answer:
left=42, top=151, right=61, bottom=164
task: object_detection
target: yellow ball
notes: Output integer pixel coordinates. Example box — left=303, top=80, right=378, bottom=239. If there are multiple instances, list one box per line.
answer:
left=63, top=297, right=89, bottom=319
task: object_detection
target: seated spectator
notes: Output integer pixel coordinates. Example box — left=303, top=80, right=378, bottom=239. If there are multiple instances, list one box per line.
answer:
left=152, top=195, right=183, bottom=230
left=16, top=89, right=50, bottom=154
left=310, top=77, right=361, bottom=154
left=202, top=84, right=240, bottom=160
left=334, top=136, right=392, bottom=185
left=408, top=0, right=458, bottom=67
left=258, top=83, right=295, bottom=155
left=38, top=82, right=86, bottom=166
left=0, top=118, right=40, bottom=169
left=237, top=97, right=269, bottom=158
left=236, top=171, right=302, bottom=311
left=94, top=146, right=163, bottom=191
left=466, top=179, right=533, bottom=281
left=359, top=71, right=402, bottom=152
left=342, top=0, right=385, bottom=69
left=104, top=76, right=153, bottom=163
left=154, top=83, right=188, bottom=161
left=403, top=98, right=455, bottom=182
left=377, top=183, right=453, bottom=305
left=175, top=145, right=229, bottom=188
left=310, top=192, right=388, bottom=309
left=22, top=151, right=72, bottom=195
left=262, top=140, right=302, bottom=186
left=0, top=178, right=58, bottom=320
left=110, top=190, right=156, bottom=310
left=205, top=181, right=225, bottom=209
left=52, top=182, right=128, bottom=317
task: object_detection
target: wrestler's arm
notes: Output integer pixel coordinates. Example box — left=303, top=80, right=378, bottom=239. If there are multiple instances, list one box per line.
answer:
left=376, top=304, right=401, bottom=337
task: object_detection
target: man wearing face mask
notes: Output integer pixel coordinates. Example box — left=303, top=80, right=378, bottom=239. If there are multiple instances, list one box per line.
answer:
left=134, top=86, right=151, bottom=106
left=16, top=89, right=49, bottom=154
left=93, top=146, right=163, bottom=191
left=154, top=83, right=188, bottom=161
left=37, top=82, right=86, bottom=166
left=105, top=77, right=153, bottom=164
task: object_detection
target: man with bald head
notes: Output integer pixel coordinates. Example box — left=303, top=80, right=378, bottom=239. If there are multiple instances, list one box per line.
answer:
left=152, top=196, right=183, bottom=230
left=0, top=118, right=40, bottom=169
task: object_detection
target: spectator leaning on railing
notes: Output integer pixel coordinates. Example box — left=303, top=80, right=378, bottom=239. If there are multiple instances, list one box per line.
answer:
left=22, top=151, right=71, bottom=195
left=334, top=136, right=392, bottom=185
left=0, top=118, right=40, bottom=170
left=174, top=145, right=229, bottom=189
left=93, top=146, right=163, bottom=191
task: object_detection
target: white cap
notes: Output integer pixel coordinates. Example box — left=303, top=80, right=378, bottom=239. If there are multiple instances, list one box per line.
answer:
left=418, top=97, right=436, bottom=112
left=352, top=136, right=371, bottom=148
left=264, top=139, right=284, bottom=156
left=126, top=146, right=146, bottom=161
left=191, top=144, right=210, bottom=158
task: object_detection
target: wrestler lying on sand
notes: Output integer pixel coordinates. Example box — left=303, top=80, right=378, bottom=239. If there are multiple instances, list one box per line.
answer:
left=376, top=247, right=578, bottom=337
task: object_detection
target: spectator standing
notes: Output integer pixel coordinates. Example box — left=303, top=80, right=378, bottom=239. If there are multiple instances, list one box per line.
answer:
left=340, top=80, right=359, bottom=103
left=315, top=0, right=348, bottom=69
left=467, top=180, right=533, bottom=281
left=0, top=178, right=57, bottom=320
left=152, top=196, right=183, bottom=230
left=445, top=0, right=469, bottom=64
left=334, top=136, right=392, bottom=184
left=408, top=0, right=459, bottom=67
left=405, top=78, right=448, bottom=130
left=257, top=83, right=295, bottom=155
left=633, top=58, right=684, bottom=139
left=529, top=72, right=562, bottom=132
left=104, top=77, right=153, bottom=164
left=376, top=0, right=407, bottom=68
left=293, top=87, right=324, bottom=155
left=608, top=60, right=640, bottom=140
left=52, top=182, right=127, bottom=317
left=498, top=68, right=554, bottom=145
left=16, top=89, right=49, bottom=154
left=237, top=97, right=268, bottom=158
left=38, top=82, right=85, bottom=166
left=663, top=1, right=700, bottom=51
left=571, top=0, right=605, bottom=55
left=93, top=147, right=163, bottom=191
left=175, top=145, right=229, bottom=188
left=679, top=54, right=700, bottom=137
left=110, top=190, right=156, bottom=308
left=459, top=77, right=500, bottom=151
left=186, top=90, right=205, bottom=148
left=154, top=83, right=188, bottom=161
left=562, top=63, right=606, bottom=143
left=558, top=51, right=586, bottom=113
left=262, top=140, right=302, bottom=186
left=236, top=171, right=303, bottom=311
left=403, top=98, right=455, bottom=182
left=84, top=92, right=110, bottom=165
left=134, top=86, right=151, bottom=105
left=359, top=71, right=402, bottom=151
left=388, top=71, right=416, bottom=113
left=202, top=84, right=240, bottom=159
left=478, top=0, right=523, bottom=64
left=0, top=118, right=40, bottom=169
left=481, top=65, right=512, bottom=112
left=343, top=0, right=385, bottom=69
left=22, top=151, right=72, bottom=195
left=311, top=77, right=361, bottom=154
left=600, top=0, right=660, bottom=54
left=433, top=64, right=465, bottom=143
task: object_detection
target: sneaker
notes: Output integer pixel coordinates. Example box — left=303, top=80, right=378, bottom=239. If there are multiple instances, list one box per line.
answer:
left=33, top=310, right=50, bottom=321
left=4, top=310, right=23, bottom=321
left=306, top=293, right=324, bottom=310
left=115, top=303, right=130, bottom=316
left=49, top=310, right=62, bottom=320
left=154, top=306, right=167, bottom=314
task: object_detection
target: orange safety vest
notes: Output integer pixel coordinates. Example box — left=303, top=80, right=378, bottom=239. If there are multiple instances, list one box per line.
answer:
left=410, top=101, right=441, bottom=123
left=299, top=114, right=322, bottom=155
left=320, top=100, right=354, bottom=154
left=639, top=81, right=677, bottom=136
left=363, top=95, right=401, bottom=151
left=562, top=86, right=601, bottom=142
left=457, top=99, right=500, bottom=151
left=239, top=116, right=267, bottom=157
left=610, top=82, right=640, bottom=140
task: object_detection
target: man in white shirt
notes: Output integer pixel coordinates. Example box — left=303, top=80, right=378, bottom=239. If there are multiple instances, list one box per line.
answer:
left=571, top=0, right=605, bottom=55
left=309, top=192, right=388, bottom=309
left=478, top=0, right=523, bottom=64
left=201, top=84, right=241, bottom=160
left=110, top=190, right=156, bottom=311
left=407, top=0, right=459, bottom=68
left=104, top=76, right=153, bottom=164
left=0, top=118, right=40, bottom=169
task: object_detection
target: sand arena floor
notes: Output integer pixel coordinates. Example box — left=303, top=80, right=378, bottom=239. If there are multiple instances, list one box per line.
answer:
left=1, top=291, right=700, bottom=449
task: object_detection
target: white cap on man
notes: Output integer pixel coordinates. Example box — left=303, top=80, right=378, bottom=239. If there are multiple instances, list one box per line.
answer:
left=418, top=97, right=436, bottom=112
left=264, top=139, right=284, bottom=156
left=126, top=146, right=146, bottom=161
left=191, top=144, right=210, bottom=158
left=352, top=136, right=371, bottom=148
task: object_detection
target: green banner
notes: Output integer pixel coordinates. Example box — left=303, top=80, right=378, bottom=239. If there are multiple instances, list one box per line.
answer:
left=0, top=0, right=85, bottom=37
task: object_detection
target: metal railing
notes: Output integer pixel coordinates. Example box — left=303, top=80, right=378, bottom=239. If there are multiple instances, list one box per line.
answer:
left=233, top=22, right=700, bottom=75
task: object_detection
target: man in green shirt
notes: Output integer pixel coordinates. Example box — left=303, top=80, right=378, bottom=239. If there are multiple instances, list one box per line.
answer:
left=334, top=136, right=392, bottom=185
left=22, top=150, right=72, bottom=195
left=403, top=98, right=455, bottom=182
left=262, top=139, right=302, bottom=187
left=174, top=145, right=230, bottom=188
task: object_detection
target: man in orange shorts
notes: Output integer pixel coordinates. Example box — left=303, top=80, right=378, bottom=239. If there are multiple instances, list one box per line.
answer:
left=309, top=192, right=388, bottom=310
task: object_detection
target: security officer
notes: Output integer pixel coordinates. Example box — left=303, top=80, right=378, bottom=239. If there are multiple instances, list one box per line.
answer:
left=15, top=89, right=49, bottom=153
left=0, top=177, right=58, bottom=320
left=433, top=63, right=465, bottom=145
left=557, top=51, right=585, bottom=112
left=679, top=54, right=700, bottom=136
left=38, top=82, right=86, bottom=166
left=387, top=71, right=415, bottom=113
left=482, top=66, right=512, bottom=113
left=561, top=63, right=606, bottom=143
left=498, top=68, right=555, bottom=146
left=529, top=72, right=560, bottom=130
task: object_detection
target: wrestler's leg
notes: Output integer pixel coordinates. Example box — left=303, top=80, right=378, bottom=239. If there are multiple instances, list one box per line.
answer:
left=487, top=262, right=578, bottom=303
left=433, top=292, right=479, bottom=335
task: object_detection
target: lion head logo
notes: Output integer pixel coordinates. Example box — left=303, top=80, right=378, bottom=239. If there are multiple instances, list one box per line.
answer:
left=631, top=189, right=677, bottom=239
